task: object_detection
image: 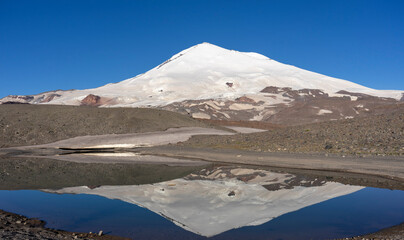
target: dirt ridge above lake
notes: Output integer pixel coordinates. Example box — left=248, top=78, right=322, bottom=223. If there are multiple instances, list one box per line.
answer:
left=0, top=104, right=208, bottom=148
left=180, top=110, right=404, bottom=156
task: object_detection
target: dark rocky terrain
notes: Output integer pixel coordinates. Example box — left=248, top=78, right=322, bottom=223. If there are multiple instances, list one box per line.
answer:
left=0, top=104, right=207, bottom=148
left=199, top=119, right=283, bottom=130
left=340, top=222, right=404, bottom=240
left=180, top=109, right=404, bottom=156
left=0, top=209, right=129, bottom=240
left=163, top=87, right=404, bottom=125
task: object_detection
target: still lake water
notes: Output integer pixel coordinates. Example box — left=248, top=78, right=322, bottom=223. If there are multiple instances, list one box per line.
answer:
left=1, top=164, right=404, bottom=240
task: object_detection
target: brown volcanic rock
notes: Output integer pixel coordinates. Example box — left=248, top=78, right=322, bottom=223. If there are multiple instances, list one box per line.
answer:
left=262, top=97, right=399, bottom=125
left=235, top=96, right=256, bottom=103
left=226, top=82, right=233, bottom=87
left=199, top=119, right=282, bottom=130
left=336, top=90, right=382, bottom=100
left=0, top=95, right=34, bottom=104
left=2, top=102, right=29, bottom=104
left=81, top=94, right=101, bottom=106
left=164, top=86, right=403, bottom=126
left=260, top=86, right=281, bottom=94
left=10, top=95, right=34, bottom=101
left=0, top=209, right=129, bottom=240
left=40, top=94, right=61, bottom=103
left=0, top=90, right=73, bottom=105
left=340, top=221, right=404, bottom=240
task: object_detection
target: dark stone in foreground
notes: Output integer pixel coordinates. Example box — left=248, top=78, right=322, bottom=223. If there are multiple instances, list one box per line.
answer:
left=337, top=221, right=404, bottom=239
left=0, top=209, right=129, bottom=240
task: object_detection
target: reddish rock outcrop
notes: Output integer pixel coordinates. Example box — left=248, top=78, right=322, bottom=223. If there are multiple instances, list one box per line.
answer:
left=81, top=94, right=101, bottom=106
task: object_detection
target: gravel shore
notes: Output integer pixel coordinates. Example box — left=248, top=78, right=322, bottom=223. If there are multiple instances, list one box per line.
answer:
left=338, top=222, right=404, bottom=240
left=0, top=209, right=129, bottom=240
left=140, top=146, right=404, bottom=190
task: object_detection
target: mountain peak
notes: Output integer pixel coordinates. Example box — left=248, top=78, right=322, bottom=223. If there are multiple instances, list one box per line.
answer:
left=2, top=43, right=402, bottom=109
left=169, top=43, right=272, bottom=64
left=199, top=42, right=215, bottom=46
left=167, top=42, right=228, bottom=61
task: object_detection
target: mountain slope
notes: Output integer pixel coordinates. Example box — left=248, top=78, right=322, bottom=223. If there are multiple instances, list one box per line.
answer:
left=1, top=43, right=402, bottom=124
left=2, top=43, right=402, bottom=106
left=88, top=42, right=400, bottom=105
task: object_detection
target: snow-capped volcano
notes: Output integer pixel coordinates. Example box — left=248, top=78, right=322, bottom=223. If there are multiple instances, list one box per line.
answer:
left=2, top=42, right=402, bottom=124
left=3, top=42, right=402, bottom=105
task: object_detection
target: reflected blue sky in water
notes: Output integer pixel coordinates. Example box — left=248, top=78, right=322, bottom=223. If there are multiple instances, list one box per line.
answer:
left=1, top=187, right=404, bottom=240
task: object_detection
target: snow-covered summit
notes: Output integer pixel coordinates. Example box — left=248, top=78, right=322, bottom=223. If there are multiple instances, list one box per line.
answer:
left=2, top=42, right=403, bottom=107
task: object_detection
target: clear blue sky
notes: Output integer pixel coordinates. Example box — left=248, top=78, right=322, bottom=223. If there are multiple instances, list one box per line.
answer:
left=1, top=0, right=403, bottom=98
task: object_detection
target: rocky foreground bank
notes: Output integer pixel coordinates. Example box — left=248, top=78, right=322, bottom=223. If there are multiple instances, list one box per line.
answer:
left=0, top=209, right=129, bottom=240
left=1, top=208, right=403, bottom=240
left=339, top=222, right=404, bottom=240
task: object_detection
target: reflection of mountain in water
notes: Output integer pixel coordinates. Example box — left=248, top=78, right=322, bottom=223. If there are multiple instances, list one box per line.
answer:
left=47, top=166, right=364, bottom=237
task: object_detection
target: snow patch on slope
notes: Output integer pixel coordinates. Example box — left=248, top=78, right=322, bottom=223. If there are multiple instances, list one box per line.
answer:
left=318, top=109, right=333, bottom=115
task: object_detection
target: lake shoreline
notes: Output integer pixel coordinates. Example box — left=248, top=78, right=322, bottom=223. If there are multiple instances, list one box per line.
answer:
left=337, top=221, right=404, bottom=239
left=2, top=145, right=404, bottom=190
left=0, top=209, right=129, bottom=240
left=138, top=145, right=404, bottom=190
